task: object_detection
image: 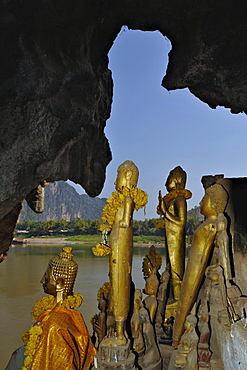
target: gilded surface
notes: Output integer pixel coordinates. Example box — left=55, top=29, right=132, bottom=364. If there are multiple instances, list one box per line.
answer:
left=101, top=160, right=148, bottom=345
left=172, top=184, right=228, bottom=346
left=142, top=245, right=162, bottom=279
left=29, top=307, right=96, bottom=370
left=22, top=247, right=96, bottom=369
left=157, top=166, right=191, bottom=303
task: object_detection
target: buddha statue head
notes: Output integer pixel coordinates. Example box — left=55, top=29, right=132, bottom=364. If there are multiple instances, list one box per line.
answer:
left=165, top=166, right=186, bottom=192
left=40, top=247, right=78, bottom=301
left=200, top=184, right=228, bottom=218
left=114, top=160, right=139, bottom=190
left=133, top=289, right=143, bottom=313
left=184, top=314, right=197, bottom=333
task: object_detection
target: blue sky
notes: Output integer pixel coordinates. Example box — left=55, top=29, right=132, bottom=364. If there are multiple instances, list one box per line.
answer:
left=69, top=28, right=247, bottom=220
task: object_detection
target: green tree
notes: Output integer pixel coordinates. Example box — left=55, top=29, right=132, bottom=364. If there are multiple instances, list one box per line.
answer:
left=186, top=217, right=197, bottom=236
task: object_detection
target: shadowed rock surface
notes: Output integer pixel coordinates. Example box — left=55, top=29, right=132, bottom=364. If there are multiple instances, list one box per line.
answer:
left=1, top=0, right=247, bottom=255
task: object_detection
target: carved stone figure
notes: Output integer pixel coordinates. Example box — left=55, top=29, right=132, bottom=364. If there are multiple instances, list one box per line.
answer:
left=92, top=294, right=107, bottom=347
left=142, top=245, right=162, bottom=279
left=157, top=166, right=192, bottom=317
left=139, top=306, right=162, bottom=370
left=173, top=184, right=228, bottom=346
left=130, top=289, right=145, bottom=364
left=214, top=212, right=232, bottom=287
left=143, top=271, right=159, bottom=324
left=16, top=247, right=96, bottom=370
left=169, top=315, right=198, bottom=370
left=197, top=287, right=212, bottom=368
left=155, top=266, right=170, bottom=340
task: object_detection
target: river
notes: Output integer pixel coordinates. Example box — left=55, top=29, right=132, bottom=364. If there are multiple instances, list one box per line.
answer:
left=0, top=243, right=165, bottom=369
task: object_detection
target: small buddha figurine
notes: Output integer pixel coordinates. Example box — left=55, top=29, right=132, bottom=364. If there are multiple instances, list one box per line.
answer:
left=142, top=245, right=162, bottom=280
left=157, top=166, right=192, bottom=307
left=143, top=270, right=159, bottom=324
left=197, top=286, right=212, bottom=368
left=215, top=212, right=232, bottom=288
left=99, top=160, right=148, bottom=346
left=155, top=266, right=170, bottom=341
left=173, top=183, right=228, bottom=346
left=92, top=293, right=107, bottom=347
left=155, top=265, right=170, bottom=322
left=21, top=247, right=96, bottom=370
left=169, top=314, right=199, bottom=370
left=139, top=306, right=162, bottom=370
left=130, top=289, right=145, bottom=363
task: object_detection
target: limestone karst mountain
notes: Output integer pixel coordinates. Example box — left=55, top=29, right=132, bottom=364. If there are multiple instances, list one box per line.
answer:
left=19, top=182, right=106, bottom=222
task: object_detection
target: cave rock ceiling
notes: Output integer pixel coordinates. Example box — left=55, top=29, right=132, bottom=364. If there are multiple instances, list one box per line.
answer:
left=0, top=0, right=247, bottom=255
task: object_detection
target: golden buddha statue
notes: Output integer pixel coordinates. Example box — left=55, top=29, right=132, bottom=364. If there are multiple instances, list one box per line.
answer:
left=96, top=160, right=148, bottom=346
left=157, top=166, right=192, bottom=314
left=142, top=245, right=162, bottom=280
left=21, top=247, right=96, bottom=370
left=172, top=184, right=228, bottom=346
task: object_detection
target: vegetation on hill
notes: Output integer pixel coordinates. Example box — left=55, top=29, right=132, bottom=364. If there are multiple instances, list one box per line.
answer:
left=19, top=181, right=106, bottom=222
left=16, top=182, right=201, bottom=241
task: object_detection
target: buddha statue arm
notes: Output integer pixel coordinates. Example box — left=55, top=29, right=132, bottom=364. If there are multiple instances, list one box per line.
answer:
left=119, top=196, right=134, bottom=228
left=158, top=190, right=167, bottom=214
left=163, top=197, right=187, bottom=226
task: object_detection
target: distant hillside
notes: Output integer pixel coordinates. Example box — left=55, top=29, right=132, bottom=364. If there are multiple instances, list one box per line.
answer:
left=187, top=205, right=203, bottom=221
left=19, top=181, right=107, bottom=221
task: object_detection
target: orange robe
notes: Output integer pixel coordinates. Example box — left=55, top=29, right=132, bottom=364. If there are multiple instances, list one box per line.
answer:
left=30, top=307, right=96, bottom=370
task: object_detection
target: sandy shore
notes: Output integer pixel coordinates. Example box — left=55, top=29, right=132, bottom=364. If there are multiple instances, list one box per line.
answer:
left=20, top=237, right=165, bottom=247
left=22, top=237, right=85, bottom=244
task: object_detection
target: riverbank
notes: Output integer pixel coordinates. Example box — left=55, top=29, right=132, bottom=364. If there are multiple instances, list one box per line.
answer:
left=17, top=237, right=165, bottom=247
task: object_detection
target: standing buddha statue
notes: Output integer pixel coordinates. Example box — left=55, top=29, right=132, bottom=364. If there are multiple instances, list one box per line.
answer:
left=93, top=160, right=148, bottom=346
left=156, top=166, right=192, bottom=317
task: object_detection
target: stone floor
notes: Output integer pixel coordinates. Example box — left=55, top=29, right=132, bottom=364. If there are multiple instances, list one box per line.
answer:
left=159, top=343, right=225, bottom=369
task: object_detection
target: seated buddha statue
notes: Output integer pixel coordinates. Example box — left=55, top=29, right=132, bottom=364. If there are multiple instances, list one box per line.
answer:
left=19, top=247, right=96, bottom=370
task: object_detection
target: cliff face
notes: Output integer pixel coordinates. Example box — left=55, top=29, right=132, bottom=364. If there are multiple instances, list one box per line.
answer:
left=1, top=1, right=247, bottom=255
left=19, top=182, right=106, bottom=221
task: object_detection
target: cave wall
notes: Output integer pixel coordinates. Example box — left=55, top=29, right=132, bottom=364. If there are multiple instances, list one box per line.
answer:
left=1, top=0, right=247, bottom=255
left=217, top=177, right=247, bottom=295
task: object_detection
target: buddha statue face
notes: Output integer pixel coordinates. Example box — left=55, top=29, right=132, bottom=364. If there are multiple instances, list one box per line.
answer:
left=199, top=193, right=217, bottom=218
left=40, top=247, right=78, bottom=299
left=40, top=264, right=57, bottom=296
left=200, top=184, right=228, bottom=218
left=184, top=315, right=197, bottom=333
left=114, top=160, right=139, bottom=190
left=165, top=166, right=186, bottom=192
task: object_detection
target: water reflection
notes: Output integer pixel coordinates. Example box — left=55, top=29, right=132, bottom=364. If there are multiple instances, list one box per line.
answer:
left=0, top=244, right=165, bottom=369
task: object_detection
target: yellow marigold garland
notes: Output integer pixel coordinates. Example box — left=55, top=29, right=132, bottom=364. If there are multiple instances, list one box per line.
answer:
left=93, top=186, right=148, bottom=256
left=99, top=186, right=148, bottom=231
left=156, top=189, right=192, bottom=219
left=22, top=325, right=43, bottom=370
left=92, top=242, right=111, bottom=256
left=97, top=282, right=111, bottom=301
left=31, top=293, right=83, bottom=321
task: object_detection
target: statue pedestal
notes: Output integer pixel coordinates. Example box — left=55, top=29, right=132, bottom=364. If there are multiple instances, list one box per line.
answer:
left=94, top=338, right=136, bottom=369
